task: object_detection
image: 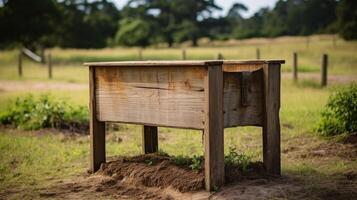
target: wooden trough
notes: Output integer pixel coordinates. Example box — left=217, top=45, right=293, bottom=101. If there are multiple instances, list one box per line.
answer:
left=85, top=60, right=285, bottom=191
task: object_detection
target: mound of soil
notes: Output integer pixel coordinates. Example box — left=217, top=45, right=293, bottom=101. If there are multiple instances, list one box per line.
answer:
left=97, top=154, right=204, bottom=192
left=96, top=154, right=267, bottom=193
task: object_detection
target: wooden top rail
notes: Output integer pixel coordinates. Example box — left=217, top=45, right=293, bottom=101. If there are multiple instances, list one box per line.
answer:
left=84, top=60, right=285, bottom=67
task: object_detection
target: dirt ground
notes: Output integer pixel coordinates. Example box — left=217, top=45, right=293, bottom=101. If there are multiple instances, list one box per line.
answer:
left=2, top=136, right=356, bottom=200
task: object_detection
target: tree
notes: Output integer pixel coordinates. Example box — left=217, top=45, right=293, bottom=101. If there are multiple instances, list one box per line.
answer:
left=0, top=0, right=61, bottom=49
left=114, top=18, right=152, bottom=47
left=337, top=0, right=357, bottom=40
left=57, top=0, right=119, bottom=48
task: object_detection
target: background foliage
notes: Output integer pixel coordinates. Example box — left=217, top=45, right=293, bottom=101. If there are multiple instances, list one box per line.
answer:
left=0, top=0, right=356, bottom=49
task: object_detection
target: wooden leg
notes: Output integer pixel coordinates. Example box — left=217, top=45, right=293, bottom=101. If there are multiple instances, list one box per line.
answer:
left=89, top=66, right=106, bottom=172
left=142, top=125, right=158, bottom=154
left=263, top=64, right=281, bottom=175
left=204, top=65, right=224, bottom=191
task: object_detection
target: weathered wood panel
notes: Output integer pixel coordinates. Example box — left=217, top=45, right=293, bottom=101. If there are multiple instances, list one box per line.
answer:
left=263, top=63, right=281, bottom=175
left=95, top=66, right=206, bottom=129
left=223, top=63, right=265, bottom=72
left=204, top=65, right=224, bottom=191
left=223, top=69, right=264, bottom=127
left=89, top=66, right=106, bottom=172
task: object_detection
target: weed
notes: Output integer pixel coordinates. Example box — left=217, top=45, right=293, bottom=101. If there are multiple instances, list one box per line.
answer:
left=225, top=146, right=251, bottom=172
left=190, top=155, right=203, bottom=171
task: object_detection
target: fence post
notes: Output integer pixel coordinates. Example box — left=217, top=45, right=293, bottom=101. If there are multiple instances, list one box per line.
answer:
left=293, top=52, right=298, bottom=81
left=182, top=49, right=186, bottom=60
left=48, top=53, right=52, bottom=79
left=18, top=50, right=23, bottom=77
left=256, top=48, right=260, bottom=60
left=321, top=54, right=328, bottom=87
left=138, top=49, right=143, bottom=61
left=333, top=35, right=336, bottom=47
left=217, top=53, right=224, bottom=60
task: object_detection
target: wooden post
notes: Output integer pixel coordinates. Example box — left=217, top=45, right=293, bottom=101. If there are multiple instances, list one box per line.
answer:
left=216, top=53, right=224, bottom=60
left=89, top=66, right=106, bottom=172
left=333, top=35, right=336, bottom=47
left=142, top=125, right=158, bottom=154
left=204, top=65, right=224, bottom=191
left=182, top=49, right=186, bottom=60
left=293, top=52, right=298, bottom=81
left=306, top=36, right=310, bottom=48
left=40, top=47, right=45, bottom=64
left=48, top=53, right=52, bottom=79
left=138, top=49, right=143, bottom=61
left=321, top=54, right=328, bottom=87
left=18, top=51, right=22, bottom=77
left=263, top=63, right=281, bottom=175
left=256, top=48, right=260, bottom=60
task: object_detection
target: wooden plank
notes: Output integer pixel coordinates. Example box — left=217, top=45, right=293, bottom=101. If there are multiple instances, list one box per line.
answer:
left=22, top=47, right=42, bottom=63
left=204, top=65, right=224, bottom=191
left=223, top=69, right=264, bottom=127
left=223, top=63, right=264, bottom=72
left=262, top=63, right=281, bottom=175
left=142, top=125, right=158, bottom=154
left=95, top=66, right=206, bottom=129
left=90, top=66, right=106, bottom=172
left=84, top=60, right=284, bottom=67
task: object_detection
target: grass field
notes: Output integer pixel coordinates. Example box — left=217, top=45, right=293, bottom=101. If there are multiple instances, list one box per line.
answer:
left=0, top=35, right=357, bottom=83
left=0, top=35, right=356, bottom=199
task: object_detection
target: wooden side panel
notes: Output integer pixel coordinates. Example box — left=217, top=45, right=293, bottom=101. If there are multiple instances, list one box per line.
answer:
left=223, top=69, right=264, bottom=127
left=89, top=66, right=106, bottom=172
left=204, top=65, right=225, bottom=191
left=263, top=63, right=281, bottom=175
left=223, top=63, right=264, bottom=72
left=95, top=66, right=206, bottom=129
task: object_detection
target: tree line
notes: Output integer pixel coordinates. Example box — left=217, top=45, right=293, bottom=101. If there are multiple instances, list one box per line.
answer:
left=0, top=0, right=356, bottom=49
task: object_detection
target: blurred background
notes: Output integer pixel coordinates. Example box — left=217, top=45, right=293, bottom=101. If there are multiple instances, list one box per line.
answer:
left=0, top=0, right=356, bottom=199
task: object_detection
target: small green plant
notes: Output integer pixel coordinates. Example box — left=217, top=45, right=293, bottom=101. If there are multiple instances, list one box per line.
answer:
left=316, top=83, right=357, bottom=136
left=0, top=94, right=88, bottom=131
left=172, top=154, right=203, bottom=171
left=172, top=155, right=191, bottom=166
left=189, top=155, right=203, bottom=171
left=225, top=146, right=251, bottom=172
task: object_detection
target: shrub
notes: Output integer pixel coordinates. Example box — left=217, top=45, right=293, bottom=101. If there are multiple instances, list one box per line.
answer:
left=0, top=94, right=88, bottom=131
left=316, top=83, right=357, bottom=136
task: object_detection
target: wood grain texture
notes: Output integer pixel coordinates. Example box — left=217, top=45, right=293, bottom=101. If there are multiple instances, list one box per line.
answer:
left=223, top=63, right=265, bottom=72
left=95, top=66, right=206, bottom=129
left=90, top=66, right=106, bottom=172
left=142, top=125, right=158, bottom=154
left=263, top=63, right=281, bottom=175
left=204, top=65, right=224, bottom=191
left=223, top=69, right=264, bottom=127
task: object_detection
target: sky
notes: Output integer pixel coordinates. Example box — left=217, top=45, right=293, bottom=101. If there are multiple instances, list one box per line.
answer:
left=113, top=0, right=279, bottom=18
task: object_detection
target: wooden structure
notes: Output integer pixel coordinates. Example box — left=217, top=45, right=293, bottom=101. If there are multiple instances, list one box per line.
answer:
left=85, top=60, right=284, bottom=191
